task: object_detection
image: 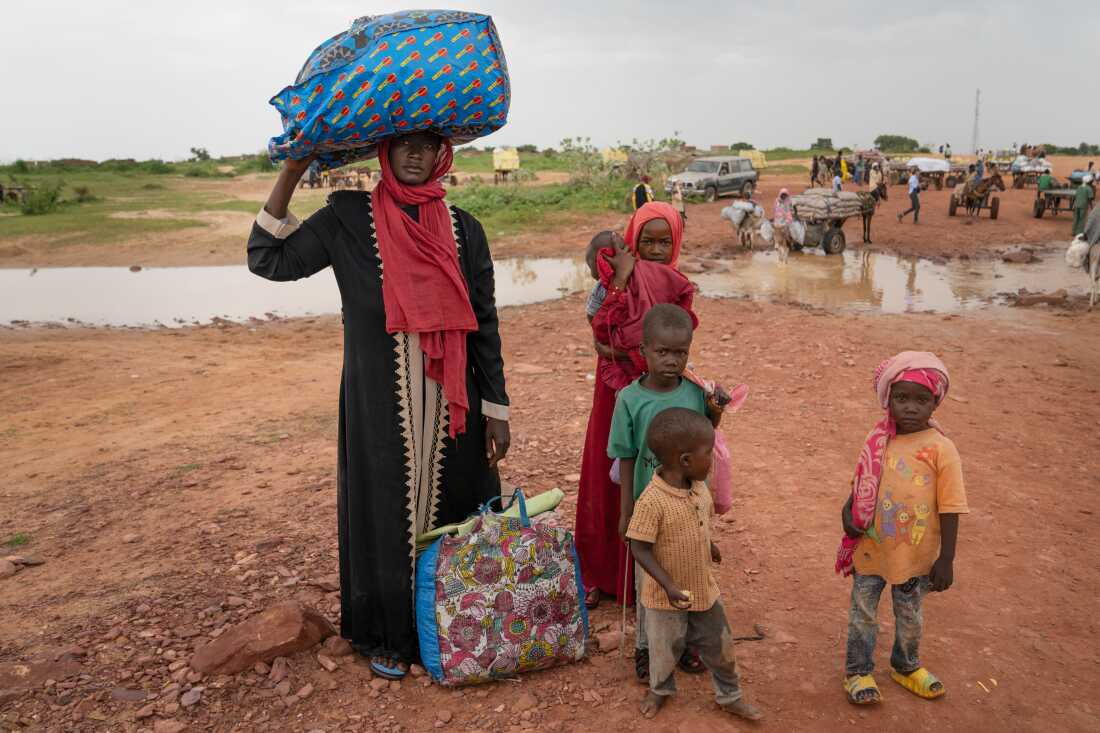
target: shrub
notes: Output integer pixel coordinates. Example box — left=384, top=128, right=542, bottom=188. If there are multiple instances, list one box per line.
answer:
left=20, top=181, right=65, bottom=215
left=73, top=185, right=98, bottom=203
left=231, top=154, right=278, bottom=174
left=874, top=134, right=921, bottom=153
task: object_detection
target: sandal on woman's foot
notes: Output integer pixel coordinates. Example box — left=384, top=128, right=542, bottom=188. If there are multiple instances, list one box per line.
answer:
left=370, top=656, right=408, bottom=681
left=634, top=648, right=650, bottom=684
left=677, top=648, right=705, bottom=675
left=584, top=587, right=601, bottom=610
left=639, top=691, right=666, bottom=719
left=843, top=674, right=882, bottom=705
left=720, top=699, right=764, bottom=721
left=890, top=667, right=945, bottom=699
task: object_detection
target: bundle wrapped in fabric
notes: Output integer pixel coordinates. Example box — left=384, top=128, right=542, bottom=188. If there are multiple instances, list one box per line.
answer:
left=790, top=190, right=864, bottom=221
left=268, top=10, right=510, bottom=170
left=415, top=490, right=588, bottom=686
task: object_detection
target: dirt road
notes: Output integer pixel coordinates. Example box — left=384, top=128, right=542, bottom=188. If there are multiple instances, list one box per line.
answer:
left=2, top=293, right=1098, bottom=732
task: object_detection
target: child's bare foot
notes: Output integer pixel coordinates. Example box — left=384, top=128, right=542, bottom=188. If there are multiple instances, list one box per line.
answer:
left=720, top=698, right=764, bottom=721
left=639, top=691, right=666, bottom=719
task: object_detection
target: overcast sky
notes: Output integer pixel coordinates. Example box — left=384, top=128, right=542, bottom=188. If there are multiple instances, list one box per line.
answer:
left=2, top=1, right=1097, bottom=162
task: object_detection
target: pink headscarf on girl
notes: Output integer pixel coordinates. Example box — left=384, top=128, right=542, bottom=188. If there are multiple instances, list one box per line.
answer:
left=773, top=188, right=794, bottom=226
left=835, top=351, right=950, bottom=577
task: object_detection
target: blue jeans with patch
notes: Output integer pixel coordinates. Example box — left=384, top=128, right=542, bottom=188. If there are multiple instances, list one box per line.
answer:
left=845, top=572, right=929, bottom=677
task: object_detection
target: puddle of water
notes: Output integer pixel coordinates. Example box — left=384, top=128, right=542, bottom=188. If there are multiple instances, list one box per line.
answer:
left=0, top=249, right=1085, bottom=327
left=692, top=248, right=1086, bottom=314
left=0, top=258, right=591, bottom=328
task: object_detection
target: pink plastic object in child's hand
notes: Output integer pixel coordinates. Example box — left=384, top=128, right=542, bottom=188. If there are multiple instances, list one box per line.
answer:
left=710, top=430, right=734, bottom=515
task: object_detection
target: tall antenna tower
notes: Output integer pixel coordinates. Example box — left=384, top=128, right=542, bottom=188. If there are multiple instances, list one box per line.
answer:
left=971, top=88, right=981, bottom=154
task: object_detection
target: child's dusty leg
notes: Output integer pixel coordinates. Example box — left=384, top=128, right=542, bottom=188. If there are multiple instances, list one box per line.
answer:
left=688, top=601, right=764, bottom=720
left=845, top=573, right=886, bottom=703
left=640, top=608, right=686, bottom=717
left=890, top=576, right=930, bottom=678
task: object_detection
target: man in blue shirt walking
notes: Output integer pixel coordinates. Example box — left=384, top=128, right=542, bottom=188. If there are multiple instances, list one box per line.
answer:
left=897, top=167, right=921, bottom=224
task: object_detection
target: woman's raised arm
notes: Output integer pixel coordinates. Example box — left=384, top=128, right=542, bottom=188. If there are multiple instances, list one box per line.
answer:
left=247, top=158, right=336, bottom=282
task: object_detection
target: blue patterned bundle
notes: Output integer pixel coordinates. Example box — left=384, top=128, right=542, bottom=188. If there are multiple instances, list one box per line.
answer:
left=268, top=10, right=510, bottom=170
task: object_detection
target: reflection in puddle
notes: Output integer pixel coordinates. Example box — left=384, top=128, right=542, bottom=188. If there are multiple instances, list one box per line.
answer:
left=0, top=259, right=592, bottom=328
left=0, top=249, right=1085, bottom=327
left=692, top=248, right=1086, bottom=314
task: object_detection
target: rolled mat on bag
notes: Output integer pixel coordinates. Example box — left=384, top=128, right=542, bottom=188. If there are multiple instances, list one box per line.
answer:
left=268, top=9, right=510, bottom=170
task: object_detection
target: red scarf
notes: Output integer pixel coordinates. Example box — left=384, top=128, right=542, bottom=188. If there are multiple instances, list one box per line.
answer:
left=592, top=202, right=695, bottom=389
left=372, top=139, right=478, bottom=438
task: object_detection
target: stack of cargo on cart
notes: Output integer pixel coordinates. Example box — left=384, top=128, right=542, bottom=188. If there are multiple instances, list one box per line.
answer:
left=788, top=188, right=870, bottom=254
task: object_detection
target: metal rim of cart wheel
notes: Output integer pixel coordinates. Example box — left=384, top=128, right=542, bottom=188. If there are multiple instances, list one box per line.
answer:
left=821, top=226, right=846, bottom=255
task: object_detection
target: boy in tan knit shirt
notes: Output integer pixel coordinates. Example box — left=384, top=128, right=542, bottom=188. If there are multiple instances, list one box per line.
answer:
left=626, top=407, right=763, bottom=721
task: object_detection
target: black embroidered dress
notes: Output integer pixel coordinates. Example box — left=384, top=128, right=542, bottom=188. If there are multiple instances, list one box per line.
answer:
left=247, top=191, right=508, bottom=660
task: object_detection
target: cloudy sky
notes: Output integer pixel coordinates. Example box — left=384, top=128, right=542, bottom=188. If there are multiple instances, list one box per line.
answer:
left=2, top=0, right=1096, bottom=162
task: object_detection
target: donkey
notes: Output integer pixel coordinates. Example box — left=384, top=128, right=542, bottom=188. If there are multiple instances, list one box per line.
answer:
left=963, top=171, right=1006, bottom=217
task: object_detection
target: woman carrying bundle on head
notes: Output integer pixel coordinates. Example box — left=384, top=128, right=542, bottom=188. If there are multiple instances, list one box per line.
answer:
left=249, top=10, right=513, bottom=682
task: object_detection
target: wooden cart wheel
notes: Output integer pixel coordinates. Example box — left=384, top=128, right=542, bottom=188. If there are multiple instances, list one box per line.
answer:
left=990, top=196, right=1000, bottom=220
left=1032, top=198, right=1044, bottom=219
left=948, top=195, right=958, bottom=217
left=821, top=226, right=846, bottom=255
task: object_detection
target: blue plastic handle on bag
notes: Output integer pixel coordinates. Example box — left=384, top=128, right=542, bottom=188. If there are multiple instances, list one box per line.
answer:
left=481, top=488, right=529, bottom=527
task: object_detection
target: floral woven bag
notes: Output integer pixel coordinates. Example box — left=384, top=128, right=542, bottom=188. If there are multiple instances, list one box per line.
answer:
left=415, top=490, right=588, bottom=685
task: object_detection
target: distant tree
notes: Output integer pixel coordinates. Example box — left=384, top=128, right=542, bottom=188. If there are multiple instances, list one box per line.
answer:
left=873, top=134, right=920, bottom=152
left=729, top=141, right=754, bottom=151
left=516, top=144, right=538, bottom=153
left=189, top=147, right=211, bottom=161
left=812, top=137, right=834, bottom=150
left=12, top=159, right=30, bottom=173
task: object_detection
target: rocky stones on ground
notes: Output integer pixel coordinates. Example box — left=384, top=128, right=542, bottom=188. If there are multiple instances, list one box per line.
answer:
left=3, top=555, right=44, bottom=566
left=512, top=692, right=538, bottom=713
left=321, top=635, right=353, bottom=657
left=0, top=559, right=17, bottom=578
left=179, top=687, right=202, bottom=707
left=316, top=654, right=338, bottom=672
left=189, top=602, right=335, bottom=675
left=295, top=683, right=314, bottom=699
left=268, top=657, right=289, bottom=683
left=1012, top=289, right=1068, bottom=307
left=122, top=533, right=141, bottom=543
left=110, top=687, right=148, bottom=702
left=153, top=720, right=187, bottom=733
left=369, top=677, right=389, bottom=692
left=1002, top=250, right=1038, bottom=264
left=437, top=709, right=453, bottom=723
left=135, top=703, right=156, bottom=719
left=408, top=663, right=426, bottom=678
left=594, top=630, right=622, bottom=653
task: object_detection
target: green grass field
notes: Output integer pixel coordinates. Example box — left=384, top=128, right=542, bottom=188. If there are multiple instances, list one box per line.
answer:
left=0, top=170, right=261, bottom=247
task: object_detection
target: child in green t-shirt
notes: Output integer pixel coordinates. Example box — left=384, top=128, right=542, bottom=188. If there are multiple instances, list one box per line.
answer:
left=608, top=303, right=726, bottom=682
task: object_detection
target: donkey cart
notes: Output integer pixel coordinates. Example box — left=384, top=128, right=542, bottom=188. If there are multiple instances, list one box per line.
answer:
left=800, top=219, right=848, bottom=254
left=948, top=172, right=1005, bottom=219
left=1032, top=188, right=1079, bottom=218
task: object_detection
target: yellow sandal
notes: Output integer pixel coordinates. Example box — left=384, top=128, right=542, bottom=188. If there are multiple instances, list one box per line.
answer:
left=843, top=674, right=882, bottom=705
left=890, top=667, right=945, bottom=699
